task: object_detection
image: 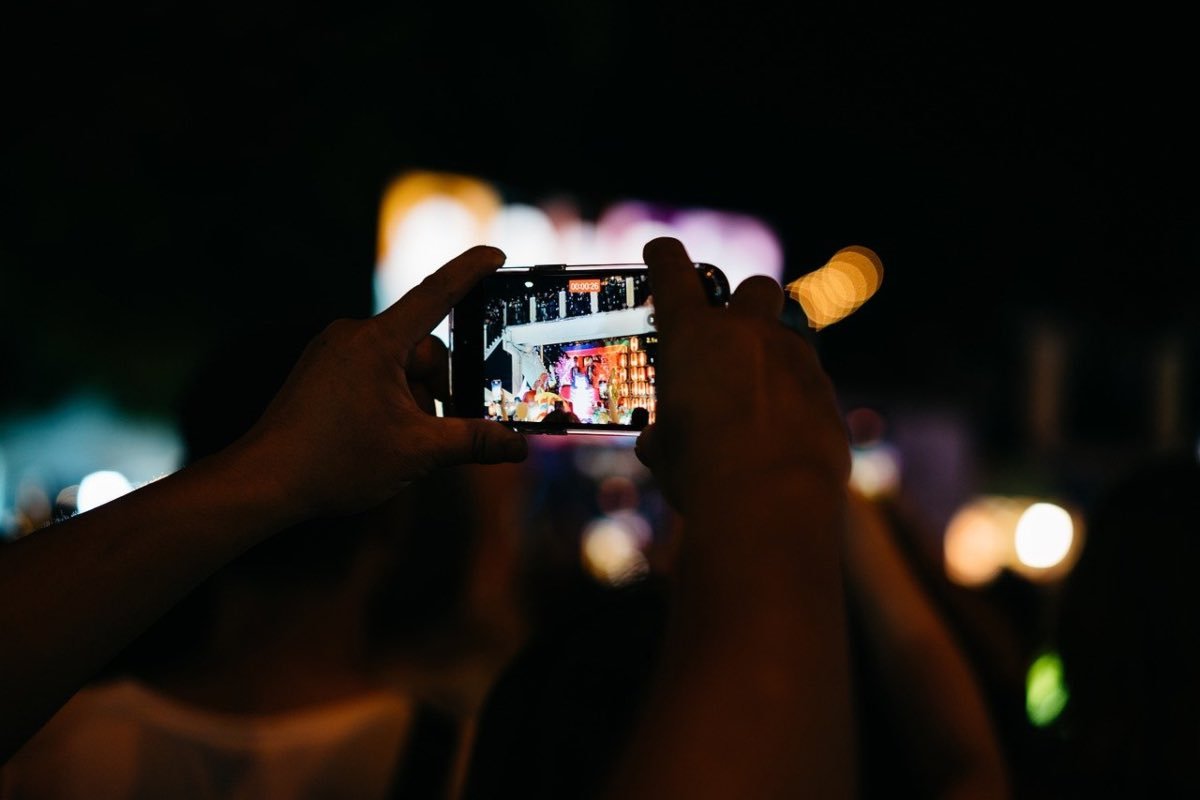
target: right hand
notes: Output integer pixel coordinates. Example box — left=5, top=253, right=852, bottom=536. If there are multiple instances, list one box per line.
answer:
left=635, top=237, right=849, bottom=512
left=239, top=245, right=528, bottom=518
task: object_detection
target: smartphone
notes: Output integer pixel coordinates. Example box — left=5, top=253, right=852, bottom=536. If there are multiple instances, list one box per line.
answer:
left=449, top=263, right=729, bottom=435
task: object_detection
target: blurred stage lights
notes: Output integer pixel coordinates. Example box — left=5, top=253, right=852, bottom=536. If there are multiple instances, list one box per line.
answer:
left=847, top=407, right=899, bottom=499
left=944, top=498, right=1015, bottom=586
left=944, top=496, right=1083, bottom=586
left=581, top=514, right=651, bottom=586
left=76, top=470, right=133, bottom=513
left=786, top=246, right=883, bottom=330
left=55, top=484, right=79, bottom=511
left=375, top=170, right=786, bottom=345
left=849, top=444, right=901, bottom=499
left=1014, top=502, right=1074, bottom=569
left=1026, top=651, right=1069, bottom=728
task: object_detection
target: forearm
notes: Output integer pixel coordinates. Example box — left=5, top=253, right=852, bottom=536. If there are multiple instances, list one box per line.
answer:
left=0, top=437, right=301, bottom=762
left=608, top=478, right=855, bottom=799
left=844, top=501, right=1008, bottom=798
left=0, top=245, right=527, bottom=763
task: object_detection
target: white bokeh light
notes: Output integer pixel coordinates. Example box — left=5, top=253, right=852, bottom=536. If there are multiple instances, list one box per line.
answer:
left=581, top=516, right=649, bottom=585
left=375, top=175, right=787, bottom=342
left=675, top=210, right=784, bottom=290
left=77, top=470, right=133, bottom=513
left=486, top=204, right=561, bottom=265
left=556, top=220, right=604, bottom=264
left=612, top=220, right=679, bottom=264
left=672, top=211, right=728, bottom=268
left=376, top=195, right=485, bottom=342
left=849, top=444, right=901, bottom=499
left=1014, top=502, right=1074, bottom=569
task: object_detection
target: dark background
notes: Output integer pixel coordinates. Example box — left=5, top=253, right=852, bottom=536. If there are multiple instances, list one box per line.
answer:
left=3, top=3, right=1196, bottom=468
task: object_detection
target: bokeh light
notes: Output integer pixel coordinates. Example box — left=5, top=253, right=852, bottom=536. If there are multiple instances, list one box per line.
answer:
left=375, top=172, right=786, bottom=339
left=786, top=245, right=884, bottom=329
left=1014, top=502, right=1075, bottom=570
left=1026, top=651, right=1069, bottom=728
left=0, top=394, right=181, bottom=537
left=944, top=498, right=1014, bottom=586
left=849, top=444, right=901, bottom=499
left=945, top=495, right=1083, bottom=586
left=11, top=477, right=52, bottom=539
left=55, top=484, right=79, bottom=514
left=77, top=470, right=133, bottom=513
left=581, top=515, right=650, bottom=586
left=375, top=172, right=502, bottom=343
left=669, top=209, right=784, bottom=291
left=485, top=203, right=561, bottom=265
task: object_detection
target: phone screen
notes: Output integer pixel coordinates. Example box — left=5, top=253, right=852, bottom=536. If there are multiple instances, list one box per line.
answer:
left=453, top=267, right=663, bottom=433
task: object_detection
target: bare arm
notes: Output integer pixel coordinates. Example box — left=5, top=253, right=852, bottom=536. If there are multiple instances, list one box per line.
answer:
left=0, top=440, right=301, bottom=762
left=0, top=246, right=527, bottom=763
left=843, top=493, right=1010, bottom=799
left=607, top=238, right=856, bottom=799
left=611, top=481, right=853, bottom=799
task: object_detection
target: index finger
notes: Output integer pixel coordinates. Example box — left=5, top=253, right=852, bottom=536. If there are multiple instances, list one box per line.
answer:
left=643, top=237, right=707, bottom=333
left=729, top=274, right=784, bottom=320
left=377, top=245, right=506, bottom=350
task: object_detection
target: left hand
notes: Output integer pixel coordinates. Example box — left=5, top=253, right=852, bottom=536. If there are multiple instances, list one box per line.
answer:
left=240, top=245, right=529, bottom=518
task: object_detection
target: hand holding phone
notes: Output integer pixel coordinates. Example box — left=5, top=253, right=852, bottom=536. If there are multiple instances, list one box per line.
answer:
left=449, top=261, right=729, bottom=435
left=633, top=238, right=850, bottom=508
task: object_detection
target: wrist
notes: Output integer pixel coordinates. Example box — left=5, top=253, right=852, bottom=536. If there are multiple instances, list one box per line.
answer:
left=672, top=433, right=848, bottom=503
left=202, top=431, right=316, bottom=532
left=686, top=469, right=846, bottom=523
left=675, top=474, right=847, bottom=592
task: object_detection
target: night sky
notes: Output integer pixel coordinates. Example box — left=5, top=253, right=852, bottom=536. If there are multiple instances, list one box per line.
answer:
left=3, top=3, right=1196, bottom=460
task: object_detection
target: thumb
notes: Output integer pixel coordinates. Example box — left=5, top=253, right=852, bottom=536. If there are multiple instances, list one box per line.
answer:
left=634, top=423, right=665, bottom=473
left=636, top=423, right=686, bottom=512
left=430, top=418, right=529, bottom=468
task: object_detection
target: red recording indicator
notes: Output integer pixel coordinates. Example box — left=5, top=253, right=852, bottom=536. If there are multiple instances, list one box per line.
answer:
left=568, top=278, right=602, bottom=293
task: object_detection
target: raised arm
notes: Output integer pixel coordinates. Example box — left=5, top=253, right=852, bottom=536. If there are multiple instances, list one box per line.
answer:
left=844, top=492, right=1010, bottom=799
left=608, top=238, right=855, bottom=799
left=0, top=246, right=527, bottom=763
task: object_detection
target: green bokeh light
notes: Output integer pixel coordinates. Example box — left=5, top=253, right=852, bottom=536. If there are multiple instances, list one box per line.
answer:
left=1026, top=651, right=1069, bottom=728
